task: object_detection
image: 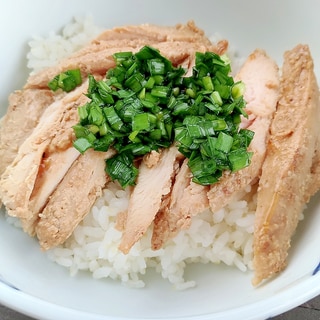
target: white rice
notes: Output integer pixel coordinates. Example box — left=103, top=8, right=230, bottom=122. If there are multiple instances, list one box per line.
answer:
left=25, top=17, right=255, bottom=289
left=27, top=15, right=102, bottom=74
left=47, top=182, right=255, bottom=289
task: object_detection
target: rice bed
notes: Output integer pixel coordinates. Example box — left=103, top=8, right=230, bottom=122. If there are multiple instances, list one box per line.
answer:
left=47, top=182, right=255, bottom=289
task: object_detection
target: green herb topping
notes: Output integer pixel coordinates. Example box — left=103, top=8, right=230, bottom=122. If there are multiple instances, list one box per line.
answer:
left=48, top=69, right=82, bottom=92
left=72, top=46, right=254, bottom=188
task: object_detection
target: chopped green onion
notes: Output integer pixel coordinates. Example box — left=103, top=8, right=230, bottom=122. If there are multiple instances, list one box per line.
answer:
left=210, top=91, right=223, bottom=106
left=148, top=59, right=166, bottom=75
left=228, top=149, right=253, bottom=172
left=78, top=105, right=89, bottom=123
left=202, top=76, right=214, bottom=91
left=72, top=45, right=253, bottom=188
left=88, top=105, right=104, bottom=126
left=105, top=153, right=138, bottom=188
left=73, top=137, right=93, bottom=153
left=132, top=113, right=154, bottom=132
left=48, top=69, right=82, bottom=92
left=232, top=81, right=246, bottom=99
left=215, top=132, right=233, bottom=153
left=103, top=106, right=125, bottom=131
left=113, top=51, right=133, bottom=63
left=151, top=86, right=170, bottom=98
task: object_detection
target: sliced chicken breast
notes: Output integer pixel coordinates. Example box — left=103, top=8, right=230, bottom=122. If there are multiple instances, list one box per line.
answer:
left=26, top=22, right=227, bottom=89
left=0, top=81, right=89, bottom=220
left=252, top=44, right=320, bottom=285
left=95, top=21, right=214, bottom=44
left=22, top=147, right=81, bottom=236
left=151, top=158, right=209, bottom=250
left=207, top=49, right=280, bottom=213
left=118, top=146, right=183, bottom=254
left=36, top=148, right=115, bottom=250
left=0, top=88, right=55, bottom=175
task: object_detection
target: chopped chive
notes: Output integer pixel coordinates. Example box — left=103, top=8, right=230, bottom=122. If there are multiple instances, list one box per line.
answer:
left=148, top=59, right=166, bottom=75
left=48, top=68, right=82, bottom=92
left=73, top=137, right=93, bottom=154
left=106, top=153, right=138, bottom=188
left=216, top=132, right=233, bottom=153
left=103, top=106, right=124, bottom=131
left=151, top=86, right=170, bottom=98
left=228, top=149, right=253, bottom=172
left=202, top=76, right=214, bottom=91
left=88, top=105, right=104, bottom=126
left=72, top=45, right=252, bottom=187
left=232, top=81, right=246, bottom=99
left=132, top=113, right=152, bottom=131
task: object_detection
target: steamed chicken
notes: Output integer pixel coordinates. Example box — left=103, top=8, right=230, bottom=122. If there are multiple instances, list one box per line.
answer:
left=0, top=21, right=319, bottom=286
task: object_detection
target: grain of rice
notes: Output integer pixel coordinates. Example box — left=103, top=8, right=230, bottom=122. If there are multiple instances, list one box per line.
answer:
left=212, top=209, right=225, bottom=223
left=55, top=256, right=73, bottom=268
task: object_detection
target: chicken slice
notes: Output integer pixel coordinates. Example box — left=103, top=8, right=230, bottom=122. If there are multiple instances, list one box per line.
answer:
left=36, top=148, right=115, bottom=250
left=95, top=21, right=214, bottom=45
left=22, top=99, right=86, bottom=235
left=0, top=81, right=89, bottom=220
left=26, top=22, right=227, bottom=89
left=207, top=49, right=280, bottom=213
left=118, top=146, right=183, bottom=254
left=22, top=147, right=81, bottom=236
left=151, top=158, right=209, bottom=250
left=25, top=40, right=226, bottom=89
left=252, top=44, right=320, bottom=285
left=0, top=88, right=55, bottom=175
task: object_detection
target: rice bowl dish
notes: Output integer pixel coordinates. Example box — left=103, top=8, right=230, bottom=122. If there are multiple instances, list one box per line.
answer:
left=9, top=16, right=254, bottom=289
left=1, top=1, right=320, bottom=320
left=2, top=16, right=258, bottom=290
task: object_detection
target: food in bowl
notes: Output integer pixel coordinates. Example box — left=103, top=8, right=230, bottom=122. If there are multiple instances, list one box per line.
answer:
left=0, top=17, right=319, bottom=289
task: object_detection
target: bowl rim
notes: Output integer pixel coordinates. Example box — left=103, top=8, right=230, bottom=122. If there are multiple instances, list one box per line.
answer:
left=1, top=270, right=320, bottom=320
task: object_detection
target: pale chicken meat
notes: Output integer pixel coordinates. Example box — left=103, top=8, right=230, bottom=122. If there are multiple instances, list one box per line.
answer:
left=118, top=146, right=184, bottom=254
left=207, top=49, right=280, bottom=213
left=151, top=158, right=209, bottom=250
left=0, top=88, right=55, bottom=176
left=23, top=147, right=81, bottom=235
left=26, top=39, right=226, bottom=89
left=252, top=44, right=320, bottom=285
left=36, top=149, right=115, bottom=250
left=26, top=21, right=227, bottom=89
left=0, top=81, right=89, bottom=221
left=23, top=85, right=92, bottom=235
left=95, top=21, right=214, bottom=44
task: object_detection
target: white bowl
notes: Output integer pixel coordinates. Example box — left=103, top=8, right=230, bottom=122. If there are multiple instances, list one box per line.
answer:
left=1, top=1, right=320, bottom=319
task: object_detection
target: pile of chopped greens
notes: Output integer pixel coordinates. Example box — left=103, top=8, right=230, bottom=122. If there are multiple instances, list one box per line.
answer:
left=66, top=46, right=253, bottom=188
